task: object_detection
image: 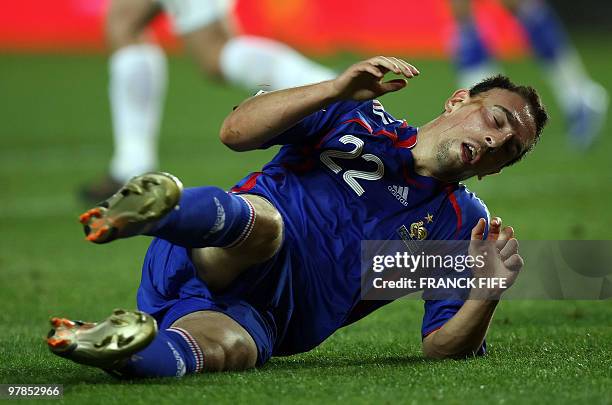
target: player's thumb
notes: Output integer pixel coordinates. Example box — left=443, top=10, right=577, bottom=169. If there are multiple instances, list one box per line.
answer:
left=470, top=218, right=486, bottom=240
left=380, top=79, right=407, bottom=93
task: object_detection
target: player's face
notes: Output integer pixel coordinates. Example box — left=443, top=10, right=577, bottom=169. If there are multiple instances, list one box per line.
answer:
left=433, top=88, right=536, bottom=182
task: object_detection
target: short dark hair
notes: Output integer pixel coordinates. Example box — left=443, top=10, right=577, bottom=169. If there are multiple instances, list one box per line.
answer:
left=470, top=75, right=548, bottom=167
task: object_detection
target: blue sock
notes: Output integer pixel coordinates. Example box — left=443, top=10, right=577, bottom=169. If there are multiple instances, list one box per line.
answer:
left=118, top=328, right=204, bottom=378
left=517, top=1, right=568, bottom=62
left=146, top=187, right=256, bottom=248
left=454, top=17, right=491, bottom=72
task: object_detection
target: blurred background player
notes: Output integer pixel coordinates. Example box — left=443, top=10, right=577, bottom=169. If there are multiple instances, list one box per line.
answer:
left=450, top=0, right=608, bottom=149
left=81, top=0, right=335, bottom=203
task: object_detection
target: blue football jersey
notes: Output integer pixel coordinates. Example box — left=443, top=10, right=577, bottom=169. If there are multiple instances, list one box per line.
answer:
left=231, top=99, right=490, bottom=354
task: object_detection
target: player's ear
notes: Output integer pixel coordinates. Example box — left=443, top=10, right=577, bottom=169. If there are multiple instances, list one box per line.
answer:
left=445, top=89, right=470, bottom=113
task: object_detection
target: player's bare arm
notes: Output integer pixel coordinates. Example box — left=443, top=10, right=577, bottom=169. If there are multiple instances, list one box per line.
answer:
left=422, top=217, right=523, bottom=359
left=220, top=56, right=419, bottom=151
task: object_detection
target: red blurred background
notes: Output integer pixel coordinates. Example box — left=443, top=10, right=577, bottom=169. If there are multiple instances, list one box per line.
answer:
left=0, top=0, right=527, bottom=57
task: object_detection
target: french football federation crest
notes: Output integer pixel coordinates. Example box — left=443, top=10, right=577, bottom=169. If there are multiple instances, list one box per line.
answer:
left=409, top=220, right=428, bottom=240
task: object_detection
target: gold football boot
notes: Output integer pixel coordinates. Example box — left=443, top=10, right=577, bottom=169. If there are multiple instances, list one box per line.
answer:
left=79, top=172, right=183, bottom=244
left=47, top=309, right=158, bottom=369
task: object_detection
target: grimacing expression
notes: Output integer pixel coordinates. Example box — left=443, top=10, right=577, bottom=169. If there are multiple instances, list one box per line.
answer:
left=434, top=88, right=537, bottom=182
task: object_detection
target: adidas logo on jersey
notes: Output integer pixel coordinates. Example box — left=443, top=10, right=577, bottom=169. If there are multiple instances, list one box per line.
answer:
left=388, top=185, right=409, bottom=206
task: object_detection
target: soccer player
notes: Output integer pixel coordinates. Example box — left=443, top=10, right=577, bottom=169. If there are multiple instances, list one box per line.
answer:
left=81, top=0, right=335, bottom=203
left=49, top=56, right=548, bottom=377
left=450, top=0, right=607, bottom=148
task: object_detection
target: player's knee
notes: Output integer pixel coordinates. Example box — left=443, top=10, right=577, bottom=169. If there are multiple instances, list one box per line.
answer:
left=106, top=14, right=141, bottom=49
left=198, top=338, right=248, bottom=371
left=182, top=21, right=231, bottom=80
left=243, top=197, right=284, bottom=261
left=173, top=317, right=257, bottom=371
left=105, top=0, right=153, bottom=49
left=255, top=207, right=284, bottom=251
left=222, top=333, right=258, bottom=370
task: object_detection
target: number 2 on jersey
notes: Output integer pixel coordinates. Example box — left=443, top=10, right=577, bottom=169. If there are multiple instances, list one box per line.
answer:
left=320, top=135, right=384, bottom=196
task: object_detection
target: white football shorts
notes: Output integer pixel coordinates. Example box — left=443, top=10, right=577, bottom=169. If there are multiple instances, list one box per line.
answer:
left=156, top=0, right=235, bottom=34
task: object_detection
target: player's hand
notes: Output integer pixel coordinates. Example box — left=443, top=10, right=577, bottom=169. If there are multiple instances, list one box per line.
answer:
left=468, top=217, right=524, bottom=299
left=330, top=56, right=420, bottom=101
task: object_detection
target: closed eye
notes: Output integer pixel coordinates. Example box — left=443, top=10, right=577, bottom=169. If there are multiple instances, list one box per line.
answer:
left=493, top=116, right=501, bottom=129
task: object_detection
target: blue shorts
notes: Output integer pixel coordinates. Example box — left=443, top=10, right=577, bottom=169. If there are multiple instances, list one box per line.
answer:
left=135, top=233, right=477, bottom=364
left=137, top=238, right=290, bottom=366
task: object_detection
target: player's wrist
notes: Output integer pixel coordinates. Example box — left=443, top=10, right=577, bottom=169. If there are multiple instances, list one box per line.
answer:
left=323, top=79, right=347, bottom=102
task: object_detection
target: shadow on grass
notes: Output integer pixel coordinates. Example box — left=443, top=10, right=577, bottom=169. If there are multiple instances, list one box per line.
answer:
left=5, top=354, right=433, bottom=387
left=3, top=363, right=177, bottom=386
left=267, top=354, right=430, bottom=371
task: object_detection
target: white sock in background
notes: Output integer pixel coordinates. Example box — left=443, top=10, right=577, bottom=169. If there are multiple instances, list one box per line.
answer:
left=109, top=44, right=167, bottom=183
left=219, top=35, right=336, bottom=91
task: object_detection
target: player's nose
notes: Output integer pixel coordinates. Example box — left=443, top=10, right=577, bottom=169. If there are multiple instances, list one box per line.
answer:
left=484, top=131, right=512, bottom=148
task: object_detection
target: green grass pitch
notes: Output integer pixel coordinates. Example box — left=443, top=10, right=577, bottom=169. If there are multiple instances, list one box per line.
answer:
left=0, top=36, right=611, bottom=403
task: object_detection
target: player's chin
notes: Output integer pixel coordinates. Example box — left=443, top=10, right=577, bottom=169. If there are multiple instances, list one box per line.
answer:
left=454, top=155, right=474, bottom=179
left=458, top=153, right=482, bottom=180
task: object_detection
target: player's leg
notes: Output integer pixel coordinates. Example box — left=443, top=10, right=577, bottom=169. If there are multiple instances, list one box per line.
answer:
left=118, top=310, right=258, bottom=376
left=172, top=311, right=258, bottom=372
left=505, top=0, right=608, bottom=148
left=189, top=194, right=283, bottom=291
left=450, top=0, right=500, bottom=87
left=212, top=19, right=336, bottom=90
left=143, top=187, right=284, bottom=289
left=80, top=172, right=283, bottom=289
left=166, top=0, right=335, bottom=89
left=48, top=309, right=259, bottom=377
left=82, top=0, right=168, bottom=203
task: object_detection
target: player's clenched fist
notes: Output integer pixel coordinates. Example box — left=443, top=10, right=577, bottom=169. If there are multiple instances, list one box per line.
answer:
left=468, top=217, right=524, bottom=299
left=331, top=56, right=420, bottom=101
